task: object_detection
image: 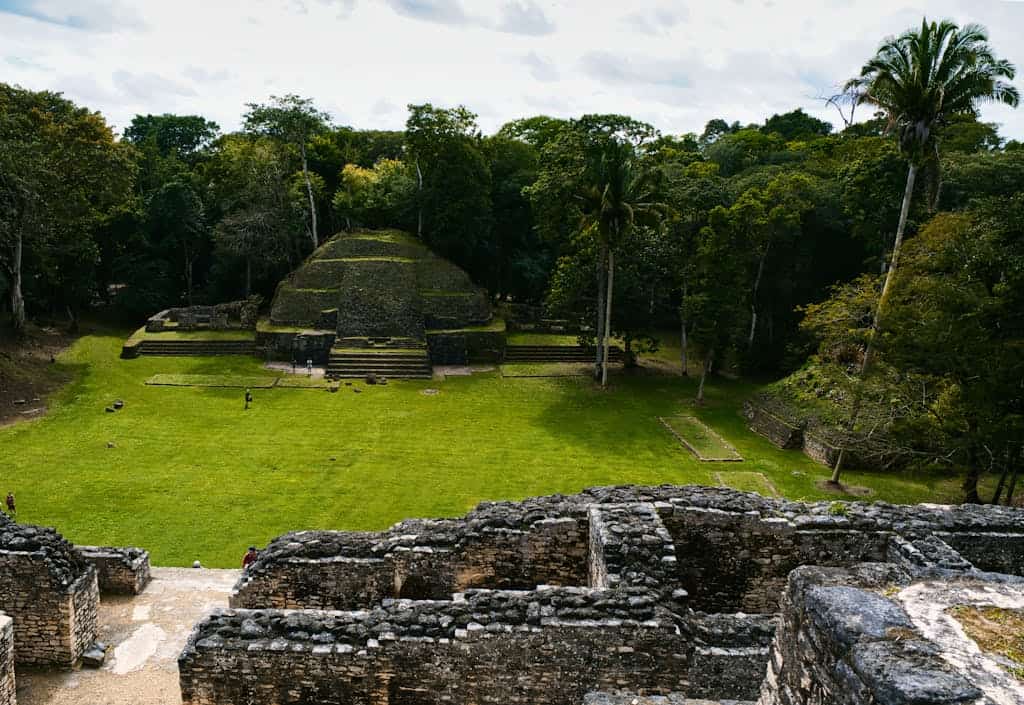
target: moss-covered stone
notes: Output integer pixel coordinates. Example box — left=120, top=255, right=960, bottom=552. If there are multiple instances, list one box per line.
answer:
left=269, top=229, right=492, bottom=340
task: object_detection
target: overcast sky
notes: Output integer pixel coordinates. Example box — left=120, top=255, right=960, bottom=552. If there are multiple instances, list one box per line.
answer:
left=2, top=0, right=1023, bottom=140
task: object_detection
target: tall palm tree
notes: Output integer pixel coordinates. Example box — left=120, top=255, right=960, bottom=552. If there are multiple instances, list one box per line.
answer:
left=577, top=139, right=665, bottom=387
left=831, top=18, right=1019, bottom=483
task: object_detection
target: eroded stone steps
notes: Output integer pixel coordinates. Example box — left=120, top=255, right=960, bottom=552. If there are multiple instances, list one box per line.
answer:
left=138, top=341, right=255, bottom=356
left=327, top=346, right=432, bottom=380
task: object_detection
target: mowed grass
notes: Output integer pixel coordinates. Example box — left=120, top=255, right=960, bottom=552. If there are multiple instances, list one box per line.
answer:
left=0, top=327, right=970, bottom=568
left=662, top=415, right=742, bottom=461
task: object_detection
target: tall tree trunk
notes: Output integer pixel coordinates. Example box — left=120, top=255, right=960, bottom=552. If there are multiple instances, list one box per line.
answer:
left=185, top=251, right=194, bottom=308
left=594, top=242, right=607, bottom=380
left=680, top=279, right=688, bottom=377
left=747, top=249, right=767, bottom=350
left=10, top=228, right=25, bottom=333
left=415, top=161, right=424, bottom=240
left=696, top=349, right=713, bottom=404
left=832, top=163, right=919, bottom=485
left=245, top=256, right=252, bottom=298
left=963, top=459, right=983, bottom=504
left=991, top=458, right=1010, bottom=505
left=601, top=249, right=614, bottom=388
left=301, top=142, right=318, bottom=248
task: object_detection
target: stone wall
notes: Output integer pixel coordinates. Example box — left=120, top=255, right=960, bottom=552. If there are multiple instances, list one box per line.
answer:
left=756, top=562, right=1005, bottom=705
left=187, top=486, right=1024, bottom=705
left=181, top=587, right=687, bottom=705
left=146, top=298, right=260, bottom=332
left=0, top=614, right=13, bottom=705
left=77, top=546, right=151, bottom=595
left=0, top=517, right=99, bottom=667
left=743, top=403, right=803, bottom=449
left=232, top=512, right=589, bottom=610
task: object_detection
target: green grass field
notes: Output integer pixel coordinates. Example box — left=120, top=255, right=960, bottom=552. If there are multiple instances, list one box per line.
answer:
left=0, top=326, right=973, bottom=568
left=662, top=416, right=743, bottom=461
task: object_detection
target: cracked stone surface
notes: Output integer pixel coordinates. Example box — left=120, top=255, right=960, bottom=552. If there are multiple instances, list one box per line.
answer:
left=16, top=568, right=238, bottom=705
left=898, top=579, right=1024, bottom=705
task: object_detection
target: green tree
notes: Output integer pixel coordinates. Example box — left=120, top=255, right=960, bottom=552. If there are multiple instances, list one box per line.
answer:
left=833, top=19, right=1020, bottom=483
left=576, top=138, right=666, bottom=386
left=0, top=84, right=133, bottom=332
left=405, top=104, right=492, bottom=276
left=244, top=95, right=331, bottom=248
left=207, top=136, right=295, bottom=297
left=146, top=181, right=207, bottom=306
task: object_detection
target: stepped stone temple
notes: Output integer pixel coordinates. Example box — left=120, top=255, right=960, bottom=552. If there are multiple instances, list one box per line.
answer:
left=259, top=229, right=501, bottom=378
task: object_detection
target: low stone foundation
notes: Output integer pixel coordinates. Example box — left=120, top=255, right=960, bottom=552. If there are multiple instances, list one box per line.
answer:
left=0, top=613, right=14, bottom=705
left=77, top=546, right=151, bottom=595
left=0, top=517, right=99, bottom=667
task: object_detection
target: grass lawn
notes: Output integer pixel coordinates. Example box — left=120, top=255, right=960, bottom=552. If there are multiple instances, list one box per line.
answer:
left=662, top=415, right=743, bottom=461
left=0, top=326, right=974, bottom=568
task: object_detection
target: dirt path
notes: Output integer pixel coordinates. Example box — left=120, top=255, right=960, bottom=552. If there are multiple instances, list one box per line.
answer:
left=0, top=325, right=75, bottom=428
left=16, top=568, right=239, bottom=705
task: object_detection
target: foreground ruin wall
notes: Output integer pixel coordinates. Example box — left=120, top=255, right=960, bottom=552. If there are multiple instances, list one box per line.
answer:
left=182, top=486, right=1024, bottom=705
left=758, top=558, right=1024, bottom=705
left=0, top=614, right=13, bottom=705
left=181, top=588, right=688, bottom=705
left=0, top=517, right=99, bottom=667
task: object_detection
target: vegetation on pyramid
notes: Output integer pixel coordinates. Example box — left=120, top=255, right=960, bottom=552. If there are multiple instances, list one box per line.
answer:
left=269, top=229, right=491, bottom=339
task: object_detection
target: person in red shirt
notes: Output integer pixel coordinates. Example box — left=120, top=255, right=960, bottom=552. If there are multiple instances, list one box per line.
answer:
left=242, top=546, right=258, bottom=569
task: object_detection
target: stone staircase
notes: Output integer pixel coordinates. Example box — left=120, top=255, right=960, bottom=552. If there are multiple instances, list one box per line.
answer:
left=138, top=339, right=255, bottom=356
left=327, top=339, right=433, bottom=380
left=504, top=345, right=625, bottom=363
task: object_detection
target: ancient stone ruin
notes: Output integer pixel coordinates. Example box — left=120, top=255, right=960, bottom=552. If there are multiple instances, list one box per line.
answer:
left=145, top=298, right=262, bottom=333
left=0, top=513, right=99, bottom=668
left=260, top=229, right=502, bottom=374
left=0, top=510, right=152, bottom=705
left=178, top=485, right=1024, bottom=705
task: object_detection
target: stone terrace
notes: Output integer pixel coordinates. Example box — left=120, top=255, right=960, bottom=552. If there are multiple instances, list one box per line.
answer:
left=180, top=486, right=1024, bottom=705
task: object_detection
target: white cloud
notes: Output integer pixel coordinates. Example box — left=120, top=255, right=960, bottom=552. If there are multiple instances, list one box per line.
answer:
left=0, top=0, right=1020, bottom=139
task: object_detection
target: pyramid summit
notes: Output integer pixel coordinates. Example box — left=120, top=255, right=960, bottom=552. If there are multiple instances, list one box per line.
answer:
left=269, top=229, right=491, bottom=340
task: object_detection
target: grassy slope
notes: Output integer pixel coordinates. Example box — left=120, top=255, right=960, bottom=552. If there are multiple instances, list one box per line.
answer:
left=0, top=327, right=968, bottom=568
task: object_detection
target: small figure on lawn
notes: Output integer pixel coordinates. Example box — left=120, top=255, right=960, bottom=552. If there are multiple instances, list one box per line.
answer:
left=291, top=357, right=297, bottom=374
left=244, top=388, right=253, bottom=410
left=5, top=492, right=15, bottom=518
left=242, top=546, right=258, bottom=569
left=306, top=359, right=313, bottom=378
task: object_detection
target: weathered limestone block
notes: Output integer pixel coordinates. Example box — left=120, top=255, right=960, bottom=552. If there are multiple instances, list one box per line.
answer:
left=757, top=565, right=986, bottom=705
left=76, top=546, right=151, bottom=595
left=0, top=613, right=14, bottom=705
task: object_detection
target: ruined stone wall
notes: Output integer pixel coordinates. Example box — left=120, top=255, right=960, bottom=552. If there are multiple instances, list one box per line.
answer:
left=0, top=614, right=13, bottom=705
left=77, top=546, right=151, bottom=595
left=757, top=563, right=987, bottom=705
left=662, top=506, right=890, bottom=613
left=232, top=513, right=589, bottom=609
left=198, top=486, right=1024, bottom=705
left=0, top=519, right=99, bottom=668
left=743, top=403, right=803, bottom=449
left=181, top=588, right=687, bottom=705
